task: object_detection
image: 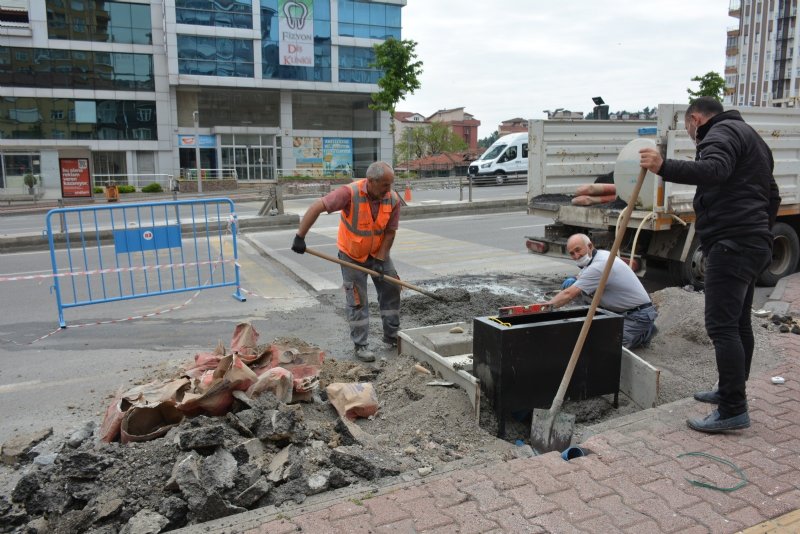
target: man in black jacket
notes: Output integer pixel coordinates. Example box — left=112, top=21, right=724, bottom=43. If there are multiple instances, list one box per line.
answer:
left=639, top=97, right=781, bottom=433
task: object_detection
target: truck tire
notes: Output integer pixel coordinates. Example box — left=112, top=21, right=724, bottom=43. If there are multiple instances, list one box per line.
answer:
left=668, top=238, right=705, bottom=290
left=495, top=170, right=506, bottom=185
left=757, top=222, right=800, bottom=287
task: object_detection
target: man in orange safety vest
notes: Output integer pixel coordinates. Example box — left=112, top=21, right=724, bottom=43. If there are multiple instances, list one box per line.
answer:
left=291, top=161, right=402, bottom=362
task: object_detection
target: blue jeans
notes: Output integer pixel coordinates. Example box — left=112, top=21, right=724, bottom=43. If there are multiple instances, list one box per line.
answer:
left=622, top=306, right=658, bottom=349
left=703, top=239, right=771, bottom=418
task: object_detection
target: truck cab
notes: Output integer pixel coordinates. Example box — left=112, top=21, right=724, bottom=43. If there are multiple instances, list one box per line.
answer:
left=467, top=132, right=528, bottom=185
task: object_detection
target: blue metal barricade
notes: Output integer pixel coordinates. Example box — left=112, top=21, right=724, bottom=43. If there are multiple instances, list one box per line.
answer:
left=45, top=198, right=245, bottom=327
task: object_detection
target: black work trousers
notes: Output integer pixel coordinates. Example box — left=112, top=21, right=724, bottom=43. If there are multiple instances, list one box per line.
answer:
left=703, top=238, right=772, bottom=418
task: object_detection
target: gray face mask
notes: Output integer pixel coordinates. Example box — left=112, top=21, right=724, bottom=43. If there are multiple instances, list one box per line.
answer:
left=575, top=253, right=592, bottom=268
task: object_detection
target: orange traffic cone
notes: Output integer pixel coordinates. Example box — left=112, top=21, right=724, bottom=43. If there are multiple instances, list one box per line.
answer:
left=404, top=184, right=412, bottom=202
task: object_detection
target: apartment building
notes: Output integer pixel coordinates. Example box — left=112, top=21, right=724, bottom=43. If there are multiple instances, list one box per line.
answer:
left=0, top=0, right=404, bottom=197
left=725, top=0, right=800, bottom=108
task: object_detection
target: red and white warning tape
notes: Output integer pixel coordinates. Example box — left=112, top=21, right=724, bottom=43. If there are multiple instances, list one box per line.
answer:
left=0, top=259, right=239, bottom=283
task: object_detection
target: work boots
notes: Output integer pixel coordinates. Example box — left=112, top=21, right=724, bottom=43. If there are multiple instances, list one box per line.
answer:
left=353, top=344, right=376, bottom=362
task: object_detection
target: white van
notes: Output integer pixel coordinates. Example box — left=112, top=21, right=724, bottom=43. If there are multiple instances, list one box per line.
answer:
left=467, top=132, right=528, bottom=185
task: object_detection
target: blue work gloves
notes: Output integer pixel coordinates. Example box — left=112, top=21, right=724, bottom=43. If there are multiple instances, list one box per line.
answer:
left=291, top=234, right=306, bottom=254
left=373, top=258, right=385, bottom=279
left=561, top=277, right=577, bottom=290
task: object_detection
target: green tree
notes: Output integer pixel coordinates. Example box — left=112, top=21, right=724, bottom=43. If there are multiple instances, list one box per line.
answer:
left=396, top=123, right=468, bottom=160
left=425, top=122, right=468, bottom=154
left=396, top=127, right=428, bottom=161
left=687, top=71, right=725, bottom=103
left=478, top=131, right=499, bottom=149
left=370, top=38, right=423, bottom=122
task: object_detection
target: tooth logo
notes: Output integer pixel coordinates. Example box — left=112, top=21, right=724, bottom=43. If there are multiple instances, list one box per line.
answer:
left=283, top=0, right=308, bottom=30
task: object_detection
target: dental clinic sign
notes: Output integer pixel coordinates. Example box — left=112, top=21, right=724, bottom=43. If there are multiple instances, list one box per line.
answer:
left=279, top=0, right=314, bottom=66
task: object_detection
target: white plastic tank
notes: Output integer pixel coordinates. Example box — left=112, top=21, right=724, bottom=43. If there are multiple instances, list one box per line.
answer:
left=614, top=134, right=659, bottom=210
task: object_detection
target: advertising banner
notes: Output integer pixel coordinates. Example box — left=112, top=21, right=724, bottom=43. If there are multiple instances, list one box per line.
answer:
left=279, top=0, right=314, bottom=66
left=178, top=135, right=216, bottom=148
left=59, top=158, right=92, bottom=198
left=322, top=137, right=353, bottom=177
left=293, top=137, right=323, bottom=174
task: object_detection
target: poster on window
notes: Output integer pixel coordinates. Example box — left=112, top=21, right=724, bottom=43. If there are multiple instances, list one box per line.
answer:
left=293, top=137, right=323, bottom=174
left=59, top=158, right=92, bottom=198
left=279, top=0, right=314, bottom=66
left=323, top=138, right=353, bottom=177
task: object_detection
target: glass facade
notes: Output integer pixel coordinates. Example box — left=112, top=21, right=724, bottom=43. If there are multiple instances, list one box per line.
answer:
left=338, top=46, right=381, bottom=84
left=47, top=0, right=152, bottom=45
left=261, top=0, right=331, bottom=81
left=0, top=98, right=157, bottom=141
left=220, top=133, right=281, bottom=180
left=197, top=89, right=281, bottom=127
left=177, top=36, right=254, bottom=77
left=338, top=0, right=400, bottom=39
left=292, top=91, right=377, bottom=130
left=175, top=0, right=253, bottom=28
left=0, top=47, right=154, bottom=91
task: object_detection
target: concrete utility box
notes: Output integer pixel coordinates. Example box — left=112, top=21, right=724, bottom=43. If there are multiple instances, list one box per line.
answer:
left=473, top=306, right=623, bottom=436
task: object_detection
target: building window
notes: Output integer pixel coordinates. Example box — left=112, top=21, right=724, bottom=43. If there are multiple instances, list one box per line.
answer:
left=338, top=0, right=400, bottom=39
left=338, top=46, right=381, bottom=83
left=292, top=91, right=378, bottom=131
left=47, top=1, right=152, bottom=44
left=177, top=35, right=254, bottom=77
left=0, top=46, right=155, bottom=90
left=175, top=0, right=253, bottom=29
left=260, top=0, right=331, bottom=81
left=0, top=98, right=157, bottom=140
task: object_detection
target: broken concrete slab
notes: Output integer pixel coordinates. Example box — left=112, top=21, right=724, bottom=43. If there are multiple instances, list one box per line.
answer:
left=330, top=446, right=404, bottom=480
left=67, top=421, right=96, bottom=449
left=177, top=424, right=225, bottom=451
left=119, top=509, right=169, bottom=534
left=57, top=451, right=114, bottom=480
left=234, top=478, right=271, bottom=508
left=267, top=444, right=292, bottom=482
left=1, top=428, right=53, bottom=465
left=200, top=448, right=237, bottom=491
left=230, top=438, right=269, bottom=468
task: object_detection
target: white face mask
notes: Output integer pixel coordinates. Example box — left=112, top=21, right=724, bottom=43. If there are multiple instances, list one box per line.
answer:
left=575, top=253, right=592, bottom=268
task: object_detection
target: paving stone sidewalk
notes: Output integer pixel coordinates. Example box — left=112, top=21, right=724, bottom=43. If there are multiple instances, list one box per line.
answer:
left=185, top=274, right=800, bottom=534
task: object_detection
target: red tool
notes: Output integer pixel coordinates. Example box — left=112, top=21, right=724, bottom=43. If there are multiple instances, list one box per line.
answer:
left=498, top=303, right=553, bottom=317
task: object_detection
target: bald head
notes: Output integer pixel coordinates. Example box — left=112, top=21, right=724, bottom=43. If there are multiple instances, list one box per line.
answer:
left=566, top=233, right=592, bottom=260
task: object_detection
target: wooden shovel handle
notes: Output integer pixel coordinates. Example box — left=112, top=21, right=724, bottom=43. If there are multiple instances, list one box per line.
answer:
left=304, top=247, right=442, bottom=301
left=547, top=167, right=648, bottom=416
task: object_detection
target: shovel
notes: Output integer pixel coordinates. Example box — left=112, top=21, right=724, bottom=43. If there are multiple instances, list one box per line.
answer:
left=304, top=246, right=444, bottom=301
left=530, top=165, right=649, bottom=454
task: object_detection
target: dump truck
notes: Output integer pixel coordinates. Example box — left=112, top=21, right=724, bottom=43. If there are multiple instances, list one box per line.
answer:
left=525, top=103, right=800, bottom=288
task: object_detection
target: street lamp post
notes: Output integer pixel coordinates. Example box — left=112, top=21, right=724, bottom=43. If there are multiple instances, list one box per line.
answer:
left=193, top=110, right=203, bottom=193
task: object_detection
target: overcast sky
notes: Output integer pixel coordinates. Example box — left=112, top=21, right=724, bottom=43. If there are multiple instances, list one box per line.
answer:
left=398, top=0, right=735, bottom=139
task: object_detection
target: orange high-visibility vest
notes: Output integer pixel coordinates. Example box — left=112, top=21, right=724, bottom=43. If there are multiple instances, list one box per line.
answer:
left=337, top=179, right=399, bottom=262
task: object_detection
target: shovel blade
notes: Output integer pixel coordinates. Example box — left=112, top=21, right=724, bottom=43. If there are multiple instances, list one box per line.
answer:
left=530, top=408, right=576, bottom=454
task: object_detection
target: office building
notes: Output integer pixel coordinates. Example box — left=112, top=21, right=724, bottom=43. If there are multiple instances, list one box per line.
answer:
left=0, top=0, right=404, bottom=197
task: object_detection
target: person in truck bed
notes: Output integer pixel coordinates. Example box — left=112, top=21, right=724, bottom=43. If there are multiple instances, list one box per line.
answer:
left=639, top=96, right=780, bottom=434
left=544, top=233, right=657, bottom=350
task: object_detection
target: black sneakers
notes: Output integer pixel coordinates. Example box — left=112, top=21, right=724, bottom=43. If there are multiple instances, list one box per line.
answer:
left=693, top=389, right=721, bottom=404
left=687, top=410, right=750, bottom=433
left=382, top=335, right=398, bottom=347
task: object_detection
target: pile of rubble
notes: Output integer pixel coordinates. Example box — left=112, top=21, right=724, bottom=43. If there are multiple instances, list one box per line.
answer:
left=0, top=322, right=506, bottom=533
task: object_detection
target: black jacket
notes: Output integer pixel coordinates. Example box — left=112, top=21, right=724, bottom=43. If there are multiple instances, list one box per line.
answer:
left=658, top=110, right=781, bottom=248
